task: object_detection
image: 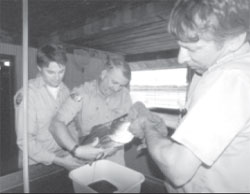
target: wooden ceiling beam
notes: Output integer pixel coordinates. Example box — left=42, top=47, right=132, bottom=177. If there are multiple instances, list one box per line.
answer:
left=125, top=49, right=179, bottom=62
left=88, top=33, right=174, bottom=49
left=93, top=36, right=178, bottom=55
left=38, top=1, right=176, bottom=47
left=73, top=21, right=168, bottom=46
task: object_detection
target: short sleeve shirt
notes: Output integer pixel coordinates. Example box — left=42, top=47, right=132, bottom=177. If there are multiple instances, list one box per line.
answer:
left=168, top=43, right=250, bottom=193
left=14, top=76, right=70, bottom=165
left=57, top=80, right=132, bottom=136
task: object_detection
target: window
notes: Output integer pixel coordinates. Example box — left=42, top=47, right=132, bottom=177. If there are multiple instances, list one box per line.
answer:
left=130, top=68, right=188, bottom=109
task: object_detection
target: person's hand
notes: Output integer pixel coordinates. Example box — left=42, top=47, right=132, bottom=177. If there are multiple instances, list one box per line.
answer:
left=128, top=101, right=163, bottom=139
left=129, top=113, right=168, bottom=139
left=128, top=117, right=147, bottom=139
left=127, top=101, right=150, bottom=122
left=136, top=138, right=147, bottom=152
left=144, top=113, right=169, bottom=137
left=103, top=146, right=122, bottom=158
left=97, top=136, right=123, bottom=159
left=75, top=137, right=104, bottom=160
left=53, top=154, right=85, bottom=171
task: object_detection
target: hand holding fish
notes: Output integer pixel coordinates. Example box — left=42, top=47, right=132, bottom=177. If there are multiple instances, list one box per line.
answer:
left=128, top=102, right=168, bottom=139
left=75, top=137, right=105, bottom=160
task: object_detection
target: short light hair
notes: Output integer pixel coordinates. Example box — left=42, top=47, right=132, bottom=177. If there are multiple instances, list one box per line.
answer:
left=168, top=0, right=250, bottom=43
left=37, top=44, right=68, bottom=68
left=106, top=57, right=131, bottom=81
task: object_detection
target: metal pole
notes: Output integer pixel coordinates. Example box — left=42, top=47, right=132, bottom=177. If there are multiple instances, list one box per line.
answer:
left=22, top=0, right=30, bottom=193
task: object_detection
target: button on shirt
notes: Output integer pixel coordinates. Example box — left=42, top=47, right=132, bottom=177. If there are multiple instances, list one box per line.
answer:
left=166, top=43, right=250, bottom=193
left=14, top=76, right=70, bottom=166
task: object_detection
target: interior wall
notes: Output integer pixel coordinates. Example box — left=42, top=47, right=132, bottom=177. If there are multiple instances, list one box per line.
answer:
left=64, top=52, right=110, bottom=89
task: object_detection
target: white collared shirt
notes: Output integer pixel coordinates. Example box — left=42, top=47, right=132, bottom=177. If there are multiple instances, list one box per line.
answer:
left=168, top=43, right=250, bottom=192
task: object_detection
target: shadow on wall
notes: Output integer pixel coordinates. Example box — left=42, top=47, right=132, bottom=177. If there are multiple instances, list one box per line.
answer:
left=64, top=54, right=106, bottom=89
left=64, top=49, right=124, bottom=89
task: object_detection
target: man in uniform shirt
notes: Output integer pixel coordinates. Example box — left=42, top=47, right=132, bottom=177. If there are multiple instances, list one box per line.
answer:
left=14, top=44, right=102, bottom=170
left=51, top=58, right=132, bottom=165
left=129, top=0, right=250, bottom=192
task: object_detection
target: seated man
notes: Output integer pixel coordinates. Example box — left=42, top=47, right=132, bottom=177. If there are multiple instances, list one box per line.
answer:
left=50, top=58, right=132, bottom=165
left=14, top=44, right=103, bottom=170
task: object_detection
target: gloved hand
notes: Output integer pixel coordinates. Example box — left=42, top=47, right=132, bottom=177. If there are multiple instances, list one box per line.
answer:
left=128, top=117, right=146, bottom=139
left=129, top=113, right=168, bottom=153
left=127, top=101, right=151, bottom=122
left=144, top=113, right=169, bottom=137
left=129, top=112, right=168, bottom=139
left=128, top=102, right=169, bottom=153
left=128, top=101, right=150, bottom=138
left=128, top=101, right=167, bottom=138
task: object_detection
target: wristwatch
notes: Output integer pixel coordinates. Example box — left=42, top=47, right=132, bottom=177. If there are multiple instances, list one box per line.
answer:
left=69, top=144, right=79, bottom=157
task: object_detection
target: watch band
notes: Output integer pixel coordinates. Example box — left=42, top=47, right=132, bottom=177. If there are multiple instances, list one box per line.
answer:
left=69, top=144, right=79, bottom=157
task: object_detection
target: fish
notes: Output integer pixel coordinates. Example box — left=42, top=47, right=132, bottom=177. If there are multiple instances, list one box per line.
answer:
left=80, top=114, right=134, bottom=149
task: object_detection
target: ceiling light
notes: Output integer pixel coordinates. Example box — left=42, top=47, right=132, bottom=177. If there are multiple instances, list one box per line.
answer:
left=4, top=61, right=10, bottom=67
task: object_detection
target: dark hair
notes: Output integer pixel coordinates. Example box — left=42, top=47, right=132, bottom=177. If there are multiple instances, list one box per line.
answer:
left=37, top=44, right=68, bottom=67
left=106, top=57, right=131, bottom=81
left=168, top=0, right=250, bottom=43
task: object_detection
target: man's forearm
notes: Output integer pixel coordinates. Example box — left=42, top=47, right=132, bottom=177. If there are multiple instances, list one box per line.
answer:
left=144, top=127, right=201, bottom=187
left=144, top=127, right=174, bottom=167
left=144, top=128, right=185, bottom=186
left=50, top=120, right=78, bottom=151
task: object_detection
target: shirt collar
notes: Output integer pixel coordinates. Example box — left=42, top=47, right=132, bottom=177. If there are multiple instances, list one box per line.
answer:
left=209, top=42, right=250, bottom=72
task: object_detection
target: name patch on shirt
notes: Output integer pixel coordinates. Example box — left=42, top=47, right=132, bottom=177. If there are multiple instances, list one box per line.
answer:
left=70, top=92, right=82, bottom=102
left=15, top=93, right=23, bottom=106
